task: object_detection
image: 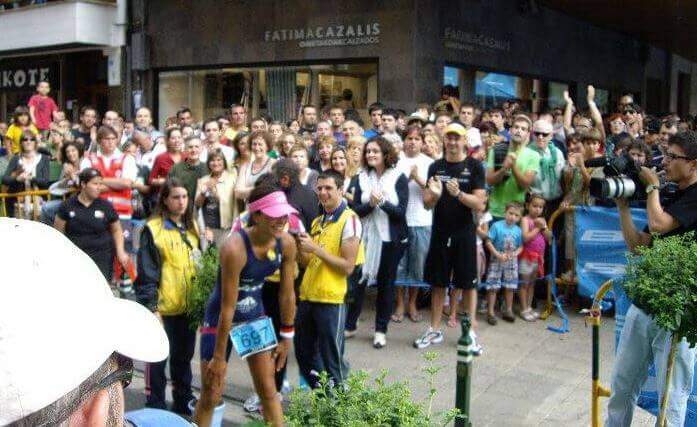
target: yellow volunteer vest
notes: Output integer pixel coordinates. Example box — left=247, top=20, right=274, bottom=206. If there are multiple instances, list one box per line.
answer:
left=300, top=207, right=365, bottom=304
left=147, top=217, right=200, bottom=315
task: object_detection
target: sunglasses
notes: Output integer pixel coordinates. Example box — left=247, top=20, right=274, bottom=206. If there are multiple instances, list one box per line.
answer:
left=664, top=151, right=694, bottom=162
left=96, top=354, right=133, bottom=389
left=534, top=132, right=550, bottom=137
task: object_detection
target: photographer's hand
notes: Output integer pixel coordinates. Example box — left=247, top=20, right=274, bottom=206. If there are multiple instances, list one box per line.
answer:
left=639, top=167, right=660, bottom=187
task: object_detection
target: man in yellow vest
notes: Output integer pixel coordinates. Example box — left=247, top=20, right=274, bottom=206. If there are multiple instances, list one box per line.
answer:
left=296, top=170, right=363, bottom=388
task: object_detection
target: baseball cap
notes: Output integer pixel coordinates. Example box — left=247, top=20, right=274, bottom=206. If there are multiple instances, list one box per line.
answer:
left=444, top=123, right=467, bottom=136
left=0, top=218, right=169, bottom=425
left=248, top=190, right=299, bottom=219
left=406, top=112, right=427, bottom=125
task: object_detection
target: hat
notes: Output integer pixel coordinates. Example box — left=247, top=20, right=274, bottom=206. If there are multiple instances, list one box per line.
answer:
left=532, top=120, right=554, bottom=134
left=444, top=123, right=467, bottom=136
left=248, top=190, right=299, bottom=219
left=406, top=112, right=427, bottom=124
left=0, top=219, right=169, bottom=425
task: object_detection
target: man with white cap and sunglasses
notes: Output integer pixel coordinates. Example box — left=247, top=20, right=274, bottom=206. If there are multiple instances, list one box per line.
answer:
left=0, top=218, right=169, bottom=426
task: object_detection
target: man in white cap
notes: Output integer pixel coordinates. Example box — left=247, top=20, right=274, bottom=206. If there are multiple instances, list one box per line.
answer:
left=0, top=218, right=169, bottom=426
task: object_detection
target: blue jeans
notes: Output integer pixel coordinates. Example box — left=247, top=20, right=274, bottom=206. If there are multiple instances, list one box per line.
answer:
left=606, top=304, right=696, bottom=427
left=294, top=301, right=349, bottom=388
left=40, top=199, right=62, bottom=225
left=396, top=226, right=431, bottom=285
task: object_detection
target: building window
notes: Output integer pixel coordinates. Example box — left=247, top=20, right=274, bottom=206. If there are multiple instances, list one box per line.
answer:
left=158, top=63, right=377, bottom=129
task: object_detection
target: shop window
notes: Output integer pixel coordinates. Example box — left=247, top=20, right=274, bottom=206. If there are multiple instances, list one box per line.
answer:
left=158, top=63, right=377, bottom=129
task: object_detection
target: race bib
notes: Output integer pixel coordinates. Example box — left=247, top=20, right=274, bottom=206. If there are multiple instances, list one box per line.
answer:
left=230, top=316, right=277, bottom=359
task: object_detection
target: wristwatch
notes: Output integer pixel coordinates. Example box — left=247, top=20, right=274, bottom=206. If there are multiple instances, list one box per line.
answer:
left=645, top=184, right=659, bottom=195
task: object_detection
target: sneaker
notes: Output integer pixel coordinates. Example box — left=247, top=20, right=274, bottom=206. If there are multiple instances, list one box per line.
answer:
left=413, top=328, right=444, bottom=349
left=373, top=332, right=386, bottom=349
left=243, top=393, right=260, bottom=413
left=469, top=330, right=483, bottom=356
left=502, top=310, right=516, bottom=323
left=487, top=313, right=498, bottom=326
left=520, top=309, right=536, bottom=322
left=531, top=310, right=541, bottom=319
left=344, top=328, right=357, bottom=339
left=477, top=299, right=488, bottom=315
left=281, top=379, right=291, bottom=396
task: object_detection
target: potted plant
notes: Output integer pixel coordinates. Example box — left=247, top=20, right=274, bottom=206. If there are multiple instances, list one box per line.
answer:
left=624, top=232, right=697, bottom=426
left=186, top=245, right=219, bottom=331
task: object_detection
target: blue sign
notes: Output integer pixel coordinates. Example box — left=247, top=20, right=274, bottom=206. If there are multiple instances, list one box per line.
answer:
left=230, top=316, right=278, bottom=359
left=573, top=206, right=647, bottom=299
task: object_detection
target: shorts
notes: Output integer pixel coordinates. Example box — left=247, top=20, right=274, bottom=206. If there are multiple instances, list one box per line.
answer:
left=396, top=226, right=431, bottom=285
left=519, top=258, right=539, bottom=277
left=424, top=230, right=478, bottom=290
left=485, top=258, right=518, bottom=290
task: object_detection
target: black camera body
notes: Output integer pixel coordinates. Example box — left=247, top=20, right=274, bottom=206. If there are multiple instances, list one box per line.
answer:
left=492, top=142, right=510, bottom=172
left=586, top=153, right=646, bottom=201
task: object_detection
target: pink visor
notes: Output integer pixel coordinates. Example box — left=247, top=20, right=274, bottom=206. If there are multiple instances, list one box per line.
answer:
left=248, top=191, right=298, bottom=218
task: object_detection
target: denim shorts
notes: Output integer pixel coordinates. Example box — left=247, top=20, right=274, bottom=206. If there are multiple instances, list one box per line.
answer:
left=396, top=226, right=431, bottom=285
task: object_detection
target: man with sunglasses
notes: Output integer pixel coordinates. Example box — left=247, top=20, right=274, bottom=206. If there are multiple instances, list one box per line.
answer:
left=529, top=119, right=565, bottom=211
left=0, top=218, right=169, bottom=426
left=608, top=131, right=697, bottom=426
left=621, top=103, right=643, bottom=139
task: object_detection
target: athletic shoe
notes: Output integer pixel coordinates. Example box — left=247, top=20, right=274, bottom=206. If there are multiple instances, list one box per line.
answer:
left=243, top=393, right=260, bottom=413
left=413, top=328, right=444, bottom=349
left=373, top=332, right=386, bottom=349
left=469, top=330, right=483, bottom=356
left=344, top=328, right=357, bottom=339
left=477, top=299, right=488, bottom=314
left=281, top=379, right=291, bottom=396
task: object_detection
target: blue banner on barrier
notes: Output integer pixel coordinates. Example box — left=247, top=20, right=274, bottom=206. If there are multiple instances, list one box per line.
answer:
left=576, top=207, right=697, bottom=424
left=573, top=206, right=647, bottom=299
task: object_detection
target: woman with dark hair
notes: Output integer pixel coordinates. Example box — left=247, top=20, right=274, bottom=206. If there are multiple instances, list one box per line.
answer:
left=40, top=141, right=84, bottom=224
left=135, top=178, right=200, bottom=415
left=54, top=168, right=129, bottom=281
left=5, top=106, right=40, bottom=156
left=149, top=127, right=184, bottom=190
left=195, top=180, right=298, bottom=427
left=286, top=119, right=300, bottom=134
left=232, top=131, right=251, bottom=172
left=278, top=132, right=301, bottom=159
left=195, top=149, right=237, bottom=247
left=235, top=130, right=276, bottom=202
left=2, top=131, right=50, bottom=217
left=346, top=136, right=408, bottom=349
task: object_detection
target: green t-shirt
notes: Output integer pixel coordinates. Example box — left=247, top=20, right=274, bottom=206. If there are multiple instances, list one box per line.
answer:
left=487, top=145, right=540, bottom=218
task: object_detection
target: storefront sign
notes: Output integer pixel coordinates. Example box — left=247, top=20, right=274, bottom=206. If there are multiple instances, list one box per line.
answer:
left=443, top=28, right=511, bottom=53
left=264, top=22, right=380, bottom=48
left=0, top=64, right=58, bottom=90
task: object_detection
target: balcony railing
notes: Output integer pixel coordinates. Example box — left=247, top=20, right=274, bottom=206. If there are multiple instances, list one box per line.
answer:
left=0, top=0, right=115, bottom=11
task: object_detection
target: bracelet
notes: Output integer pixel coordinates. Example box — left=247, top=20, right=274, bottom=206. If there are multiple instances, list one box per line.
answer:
left=279, top=325, right=295, bottom=339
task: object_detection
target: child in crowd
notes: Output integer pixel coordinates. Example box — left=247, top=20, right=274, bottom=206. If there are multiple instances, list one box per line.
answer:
left=485, top=202, right=523, bottom=325
left=28, top=81, right=59, bottom=137
left=519, top=193, right=552, bottom=321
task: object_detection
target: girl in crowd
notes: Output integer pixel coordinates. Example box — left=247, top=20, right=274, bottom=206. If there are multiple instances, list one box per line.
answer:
left=232, top=131, right=252, bottom=174
left=422, top=133, right=443, bottom=160
left=54, top=168, right=129, bottom=282
left=605, top=113, right=628, bottom=156
left=330, top=147, right=356, bottom=193
left=196, top=150, right=237, bottom=247
left=313, top=136, right=334, bottom=172
left=519, top=193, right=552, bottom=321
left=278, top=132, right=301, bottom=159
left=286, top=119, right=301, bottom=134
left=235, top=131, right=276, bottom=202
left=2, top=131, right=50, bottom=217
left=149, top=127, right=184, bottom=190
left=347, top=136, right=408, bottom=349
left=346, top=135, right=365, bottom=177
left=195, top=181, right=298, bottom=427
left=268, top=121, right=284, bottom=155
left=5, top=106, right=40, bottom=156
left=289, top=143, right=318, bottom=190
left=136, top=179, right=200, bottom=415
left=40, top=141, right=84, bottom=224
left=393, top=126, right=434, bottom=323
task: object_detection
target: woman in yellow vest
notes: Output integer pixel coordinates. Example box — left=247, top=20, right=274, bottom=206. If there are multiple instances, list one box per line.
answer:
left=135, top=178, right=200, bottom=415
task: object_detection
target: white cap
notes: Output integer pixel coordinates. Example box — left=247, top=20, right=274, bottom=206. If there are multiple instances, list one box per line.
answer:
left=0, top=219, right=169, bottom=425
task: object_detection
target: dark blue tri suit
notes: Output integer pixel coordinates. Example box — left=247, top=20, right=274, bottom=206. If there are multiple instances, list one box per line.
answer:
left=200, top=228, right=282, bottom=361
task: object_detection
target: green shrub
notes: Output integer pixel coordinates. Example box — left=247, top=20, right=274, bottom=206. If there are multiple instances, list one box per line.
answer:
left=285, top=352, right=459, bottom=427
left=186, top=246, right=219, bottom=331
left=624, top=232, right=697, bottom=346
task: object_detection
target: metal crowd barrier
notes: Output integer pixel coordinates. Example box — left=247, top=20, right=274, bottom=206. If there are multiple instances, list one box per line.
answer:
left=0, top=188, right=75, bottom=220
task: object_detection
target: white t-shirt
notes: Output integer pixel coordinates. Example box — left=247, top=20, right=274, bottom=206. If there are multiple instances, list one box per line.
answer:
left=136, top=142, right=166, bottom=170
left=396, top=153, right=434, bottom=227
left=80, top=150, right=138, bottom=181
left=467, top=127, right=482, bottom=148
left=476, top=211, right=493, bottom=247
left=200, top=143, right=235, bottom=169
left=341, top=212, right=363, bottom=241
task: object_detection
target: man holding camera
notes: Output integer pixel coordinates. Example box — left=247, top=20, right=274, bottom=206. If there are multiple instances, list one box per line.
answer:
left=608, top=131, right=697, bottom=426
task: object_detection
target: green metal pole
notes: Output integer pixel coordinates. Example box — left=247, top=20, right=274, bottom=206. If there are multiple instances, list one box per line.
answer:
left=455, top=314, right=473, bottom=427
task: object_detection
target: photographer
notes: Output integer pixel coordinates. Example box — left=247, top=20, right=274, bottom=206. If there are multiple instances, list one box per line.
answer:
left=607, top=131, right=697, bottom=427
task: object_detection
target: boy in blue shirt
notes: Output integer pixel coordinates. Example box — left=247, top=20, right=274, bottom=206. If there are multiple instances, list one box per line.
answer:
left=485, top=202, right=523, bottom=325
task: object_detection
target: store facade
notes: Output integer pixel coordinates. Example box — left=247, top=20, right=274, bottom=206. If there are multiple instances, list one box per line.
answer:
left=142, top=0, right=697, bottom=128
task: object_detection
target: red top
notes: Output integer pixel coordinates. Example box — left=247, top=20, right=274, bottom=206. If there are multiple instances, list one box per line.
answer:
left=149, top=152, right=183, bottom=184
left=28, top=94, right=58, bottom=131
